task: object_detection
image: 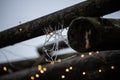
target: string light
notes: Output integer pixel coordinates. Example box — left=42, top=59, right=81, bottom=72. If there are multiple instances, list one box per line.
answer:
left=57, top=59, right=62, bottom=62
left=98, top=69, right=102, bottom=73
left=40, top=70, right=44, bottom=74
left=43, top=67, right=47, bottom=71
left=89, top=52, right=92, bottom=56
left=65, top=68, right=69, bottom=72
left=19, top=28, right=22, bottom=32
left=96, top=51, right=99, bottom=54
left=50, top=61, right=55, bottom=65
left=81, top=54, right=85, bottom=58
left=69, top=66, right=73, bottom=70
left=30, top=76, right=35, bottom=80
left=111, top=66, right=115, bottom=69
left=38, top=65, right=42, bottom=71
left=3, top=66, right=7, bottom=71
left=61, top=75, right=65, bottom=79
left=35, top=74, right=40, bottom=78
left=3, top=18, right=117, bottom=80
left=50, top=32, right=54, bottom=36
left=82, top=72, right=86, bottom=75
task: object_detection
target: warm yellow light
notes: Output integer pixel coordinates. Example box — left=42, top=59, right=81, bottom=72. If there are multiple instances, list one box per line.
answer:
left=57, top=59, right=62, bottom=62
left=96, top=51, right=99, bottom=54
left=61, top=75, right=65, bottom=79
left=35, top=74, right=40, bottom=78
left=82, top=72, right=86, bottom=75
left=3, top=66, right=7, bottom=71
left=50, top=61, right=55, bottom=65
left=111, top=66, right=115, bottom=69
left=99, top=69, right=102, bottom=72
left=81, top=54, right=85, bottom=58
left=19, top=28, right=22, bottom=31
left=89, top=52, right=92, bottom=56
left=69, top=66, right=73, bottom=70
left=66, top=68, right=69, bottom=72
left=50, top=32, right=53, bottom=36
left=30, top=76, right=34, bottom=80
left=43, top=67, right=47, bottom=71
left=38, top=65, right=42, bottom=71
left=40, top=70, right=44, bottom=74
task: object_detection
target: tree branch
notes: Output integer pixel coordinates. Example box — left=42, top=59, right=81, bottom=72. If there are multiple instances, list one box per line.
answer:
left=0, top=0, right=120, bottom=48
left=68, top=17, right=120, bottom=52
left=0, top=50, right=120, bottom=80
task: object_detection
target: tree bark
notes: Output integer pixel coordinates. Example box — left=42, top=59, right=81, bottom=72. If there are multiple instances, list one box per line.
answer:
left=0, top=0, right=120, bottom=48
left=0, top=50, right=120, bottom=80
left=68, top=17, right=120, bottom=52
left=0, top=52, right=76, bottom=76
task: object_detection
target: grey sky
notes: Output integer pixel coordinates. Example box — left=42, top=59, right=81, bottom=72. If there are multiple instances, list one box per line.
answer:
left=0, top=0, right=120, bottom=63
left=0, top=0, right=84, bottom=31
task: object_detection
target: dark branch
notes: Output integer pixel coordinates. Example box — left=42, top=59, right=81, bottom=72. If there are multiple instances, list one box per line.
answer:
left=0, top=0, right=120, bottom=48
left=0, top=50, right=120, bottom=80
left=68, top=17, right=120, bottom=52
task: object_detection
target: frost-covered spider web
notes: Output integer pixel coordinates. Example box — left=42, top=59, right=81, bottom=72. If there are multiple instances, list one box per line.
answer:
left=42, top=24, right=70, bottom=62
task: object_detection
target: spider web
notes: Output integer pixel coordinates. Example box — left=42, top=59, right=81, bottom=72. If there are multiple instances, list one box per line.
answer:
left=42, top=24, right=70, bottom=62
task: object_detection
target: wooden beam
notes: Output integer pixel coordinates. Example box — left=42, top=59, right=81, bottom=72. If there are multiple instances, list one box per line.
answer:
left=68, top=17, right=120, bottom=52
left=0, top=52, right=77, bottom=76
left=0, top=0, right=120, bottom=48
left=0, top=50, right=120, bottom=80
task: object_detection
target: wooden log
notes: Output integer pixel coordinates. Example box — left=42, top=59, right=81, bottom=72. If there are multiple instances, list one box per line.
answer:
left=68, top=17, right=120, bottom=52
left=0, top=0, right=120, bottom=48
left=0, top=59, right=35, bottom=76
left=0, top=51, right=77, bottom=76
left=0, top=58, right=40, bottom=69
left=0, top=57, right=46, bottom=69
left=0, top=57, right=47, bottom=76
left=0, top=50, right=120, bottom=80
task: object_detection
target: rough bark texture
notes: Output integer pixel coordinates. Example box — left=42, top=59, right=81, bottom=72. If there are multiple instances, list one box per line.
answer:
left=68, top=17, right=120, bottom=52
left=0, top=52, right=76, bottom=76
left=0, top=50, right=120, bottom=80
left=0, top=0, right=120, bottom=48
left=0, top=57, right=48, bottom=75
left=0, top=58, right=40, bottom=76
